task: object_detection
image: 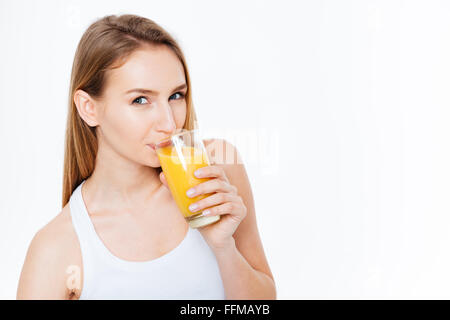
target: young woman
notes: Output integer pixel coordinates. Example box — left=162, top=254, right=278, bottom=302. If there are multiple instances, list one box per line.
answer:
left=17, top=14, right=276, bottom=300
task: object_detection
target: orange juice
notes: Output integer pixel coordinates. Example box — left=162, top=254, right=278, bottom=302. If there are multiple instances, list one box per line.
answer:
left=156, top=145, right=213, bottom=218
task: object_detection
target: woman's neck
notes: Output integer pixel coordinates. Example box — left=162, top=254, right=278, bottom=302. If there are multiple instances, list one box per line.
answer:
left=83, top=145, right=163, bottom=214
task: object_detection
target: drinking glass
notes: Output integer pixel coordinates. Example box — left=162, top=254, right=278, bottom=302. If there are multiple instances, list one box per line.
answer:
left=155, top=129, right=221, bottom=228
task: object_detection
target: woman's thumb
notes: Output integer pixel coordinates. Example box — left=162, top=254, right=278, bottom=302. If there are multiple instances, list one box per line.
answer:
left=159, top=171, right=168, bottom=188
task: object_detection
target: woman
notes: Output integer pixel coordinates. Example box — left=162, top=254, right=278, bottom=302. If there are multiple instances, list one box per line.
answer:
left=17, top=14, right=276, bottom=300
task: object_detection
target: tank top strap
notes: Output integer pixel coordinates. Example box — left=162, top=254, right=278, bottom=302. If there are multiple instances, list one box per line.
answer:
left=69, top=180, right=100, bottom=248
left=68, top=180, right=99, bottom=298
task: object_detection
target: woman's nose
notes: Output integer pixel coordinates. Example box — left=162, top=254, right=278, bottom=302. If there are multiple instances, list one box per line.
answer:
left=155, top=102, right=176, bottom=134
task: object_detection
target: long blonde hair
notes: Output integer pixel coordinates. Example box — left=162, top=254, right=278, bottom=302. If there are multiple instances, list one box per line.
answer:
left=62, top=14, right=198, bottom=207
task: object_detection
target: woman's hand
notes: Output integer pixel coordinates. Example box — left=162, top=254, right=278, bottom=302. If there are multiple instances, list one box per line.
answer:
left=160, top=166, right=247, bottom=253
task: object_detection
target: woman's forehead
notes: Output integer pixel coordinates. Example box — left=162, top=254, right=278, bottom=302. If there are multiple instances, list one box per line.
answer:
left=106, top=46, right=186, bottom=94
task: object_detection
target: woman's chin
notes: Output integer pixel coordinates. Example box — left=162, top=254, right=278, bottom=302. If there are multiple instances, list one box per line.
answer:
left=143, top=156, right=160, bottom=168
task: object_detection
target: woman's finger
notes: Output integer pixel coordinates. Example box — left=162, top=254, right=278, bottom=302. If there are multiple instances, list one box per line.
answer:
left=159, top=171, right=168, bottom=188
left=194, top=165, right=227, bottom=181
left=186, top=178, right=237, bottom=198
left=188, top=192, right=240, bottom=213
left=200, top=201, right=246, bottom=218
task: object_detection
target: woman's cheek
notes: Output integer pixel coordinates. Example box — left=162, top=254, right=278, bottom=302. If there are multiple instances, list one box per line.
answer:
left=106, top=108, right=143, bottom=150
left=174, top=103, right=187, bottom=128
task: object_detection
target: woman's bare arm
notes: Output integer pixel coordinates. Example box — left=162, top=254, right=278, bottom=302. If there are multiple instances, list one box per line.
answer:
left=17, top=210, right=82, bottom=300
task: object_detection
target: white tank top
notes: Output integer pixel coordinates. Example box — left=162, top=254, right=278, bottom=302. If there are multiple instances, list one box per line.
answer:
left=68, top=180, right=226, bottom=300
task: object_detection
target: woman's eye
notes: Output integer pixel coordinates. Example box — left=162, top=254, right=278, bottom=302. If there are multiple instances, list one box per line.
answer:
left=170, top=92, right=186, bottom=101
left=132, top=96, right=149, bottom=105
left=132, top=92, right=185, bottom=105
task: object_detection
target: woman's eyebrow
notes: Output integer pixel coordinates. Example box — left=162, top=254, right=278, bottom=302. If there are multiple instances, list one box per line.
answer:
left=125, top=83, right=187, bottom=95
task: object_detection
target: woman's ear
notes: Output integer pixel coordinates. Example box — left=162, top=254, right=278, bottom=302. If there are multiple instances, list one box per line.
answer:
left=73, top=89, right=100, bottom=127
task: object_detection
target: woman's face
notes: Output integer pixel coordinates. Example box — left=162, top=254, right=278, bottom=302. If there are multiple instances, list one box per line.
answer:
left=91, top=44, right=188, bottom=167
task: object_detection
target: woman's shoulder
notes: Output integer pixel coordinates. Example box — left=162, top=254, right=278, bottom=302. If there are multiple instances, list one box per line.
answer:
left=31, top=205, right=79, bottom=257
left=17, top=205, right=83, bottom=299
left=203, top=138, right=242, bottom=166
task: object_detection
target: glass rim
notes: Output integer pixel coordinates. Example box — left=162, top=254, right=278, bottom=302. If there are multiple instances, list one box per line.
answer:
left=155, top=128, right=199, bottom=148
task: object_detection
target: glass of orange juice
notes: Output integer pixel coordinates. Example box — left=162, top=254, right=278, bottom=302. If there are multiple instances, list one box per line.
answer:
left=155, top=129, right=221, bottom=228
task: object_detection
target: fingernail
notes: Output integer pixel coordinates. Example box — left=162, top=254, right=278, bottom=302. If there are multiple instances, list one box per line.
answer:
left=186, top=188, right=195, bottom=197
left=201, top=209, right=211, bottom=216
left=189, top=203, right=198, bottom=212
left=194, top=169, right=202, bottom=177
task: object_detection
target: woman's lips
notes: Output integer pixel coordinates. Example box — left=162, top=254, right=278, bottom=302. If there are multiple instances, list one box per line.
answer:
left=147, top=144, right=156, bottom=150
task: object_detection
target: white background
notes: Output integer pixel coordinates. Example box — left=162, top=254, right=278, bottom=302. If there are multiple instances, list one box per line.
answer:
left=1, top=0, right=450, bottom=299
